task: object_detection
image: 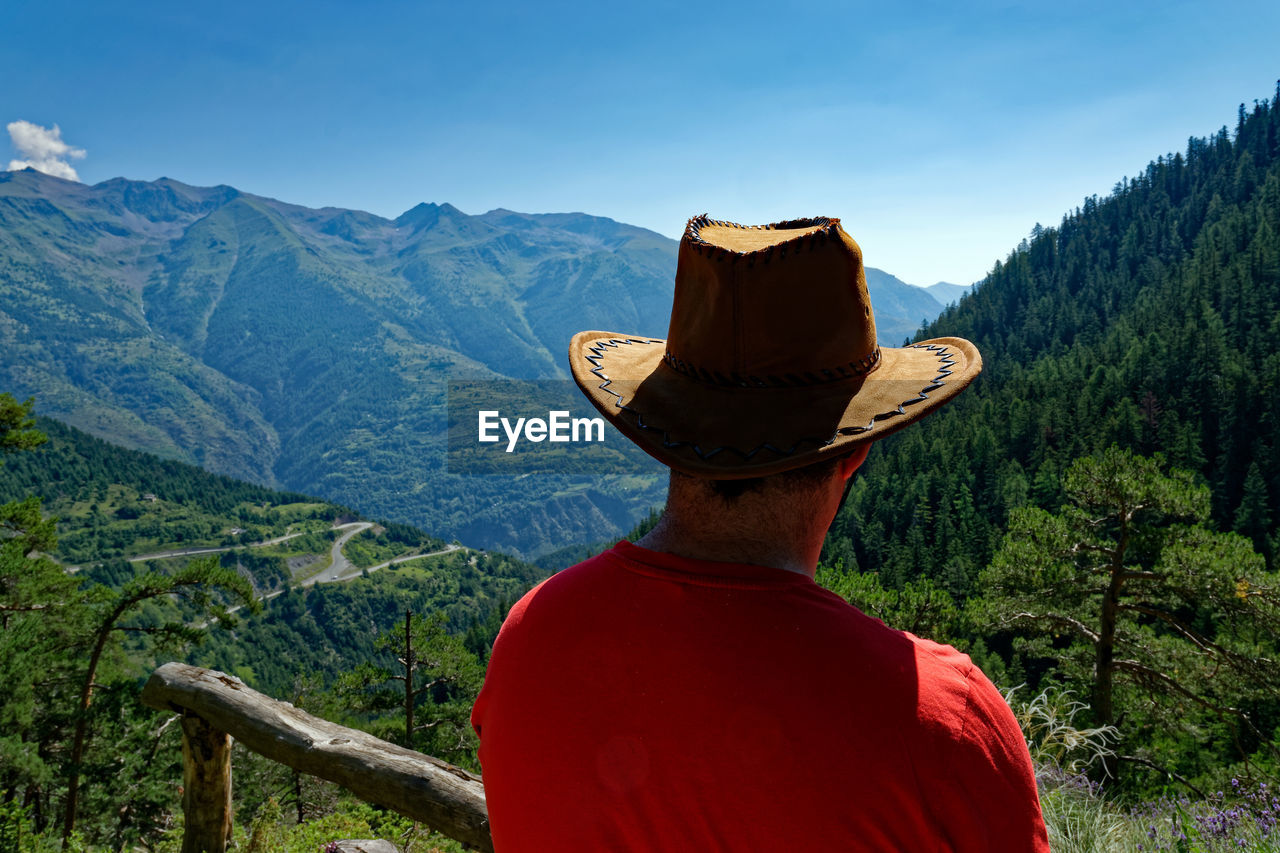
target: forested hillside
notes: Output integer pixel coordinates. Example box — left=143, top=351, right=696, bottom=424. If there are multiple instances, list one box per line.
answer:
left=191, top=547, right=538, bottom=745
left=0, top=416, right=326, bottom=562
left=821, top=86, right=1280, bottom=794
left=0, top=398, right=546, bottom=848
left=832, top=88, right=1280, bottom=587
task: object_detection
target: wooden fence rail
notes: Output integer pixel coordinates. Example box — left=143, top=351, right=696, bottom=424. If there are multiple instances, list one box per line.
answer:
left=140, top=662, right=492, bottom=853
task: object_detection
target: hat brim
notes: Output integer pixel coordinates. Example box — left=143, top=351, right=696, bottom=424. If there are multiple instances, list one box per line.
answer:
left=568, top=332, right=981, bottom=479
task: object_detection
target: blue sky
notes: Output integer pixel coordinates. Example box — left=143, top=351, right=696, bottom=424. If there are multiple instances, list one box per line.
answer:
left=3, top=0, right=1278, bottom=285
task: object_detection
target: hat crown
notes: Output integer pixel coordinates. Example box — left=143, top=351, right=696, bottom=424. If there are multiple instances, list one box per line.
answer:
left=664, top=216, right=879, bottom=386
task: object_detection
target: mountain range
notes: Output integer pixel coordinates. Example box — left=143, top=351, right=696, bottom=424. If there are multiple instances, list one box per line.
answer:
left=863, top=268, right=971, bottom=345
left=0, top=169, right=959, bottom=554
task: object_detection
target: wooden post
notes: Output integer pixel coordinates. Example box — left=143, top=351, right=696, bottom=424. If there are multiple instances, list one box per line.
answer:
left=141, top=663, right=492, bottom=852
left=179, top=711, right=233, bottom=853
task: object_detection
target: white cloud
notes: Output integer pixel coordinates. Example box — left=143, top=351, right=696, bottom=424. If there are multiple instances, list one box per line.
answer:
left=6, top=120, right=86, bottom=181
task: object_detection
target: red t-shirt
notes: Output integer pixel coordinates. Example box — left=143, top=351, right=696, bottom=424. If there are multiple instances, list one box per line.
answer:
left=472, top=541, right=1048, bottom=852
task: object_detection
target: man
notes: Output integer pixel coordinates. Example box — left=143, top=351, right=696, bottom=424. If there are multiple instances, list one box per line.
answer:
left=471, top=216, right=1049, bottom=851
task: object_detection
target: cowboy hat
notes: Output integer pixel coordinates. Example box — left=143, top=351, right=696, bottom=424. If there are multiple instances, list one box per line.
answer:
left=568, top=215, right=981, bottom=479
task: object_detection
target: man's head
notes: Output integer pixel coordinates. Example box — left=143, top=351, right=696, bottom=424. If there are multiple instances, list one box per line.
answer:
left=668, top=440, right=867, bottom=522
left=690, top=442, right=870, bottom=502
left=568, top=215, right=982, bottom=481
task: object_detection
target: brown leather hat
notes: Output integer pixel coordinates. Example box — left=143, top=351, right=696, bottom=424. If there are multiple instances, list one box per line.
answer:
left=568, top=215, right=981, bottom=479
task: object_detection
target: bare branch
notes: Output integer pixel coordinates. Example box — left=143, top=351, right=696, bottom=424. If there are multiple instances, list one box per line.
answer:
left=1118, top=755, right=1206, bottom=798
left=1115, top=603, right=1219, bottom=655
left=1004, top=612, right=1101, bottom=644
left=420, top=676, right=456, bottom=693
left=1071, top=542, right=1118, bottom=558
left=1118, top=571, right=1161, bottom=581
left=1117, top=604, right=1280, bottom=676
left=1113, top=659, right=1236, bottom=715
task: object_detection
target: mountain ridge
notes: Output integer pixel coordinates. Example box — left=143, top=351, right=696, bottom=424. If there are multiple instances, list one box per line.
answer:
left=0, top=170, right=680, bottom=554
left=0, top=168, right=960, bottom=555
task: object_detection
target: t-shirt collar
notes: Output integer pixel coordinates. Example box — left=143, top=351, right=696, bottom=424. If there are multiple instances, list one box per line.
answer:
left=608, top=539, right=815, bottom=589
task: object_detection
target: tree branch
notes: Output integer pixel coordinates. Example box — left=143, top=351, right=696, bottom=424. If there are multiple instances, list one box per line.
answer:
left=1117, top=604, right=1280, bottom=678
left=1113, top=659, right=1237, bottom=716
left=1118, top=755, right=1206, bottom=798
left=1115, top=603, right=1220, bottom=655
left=420, top=676, right=456, bottom=693
left=1004, top=611, right=1101, bottom=644
left=1071, top=542, right=1118, bottom=558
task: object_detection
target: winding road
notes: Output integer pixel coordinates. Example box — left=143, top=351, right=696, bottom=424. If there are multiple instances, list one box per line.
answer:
left=71, top=520, right=461, bottom=607
left=126, top=529, right=306, bottom=564
left=301, top=521, right=373, bottom=586
left=301, top=526, right=462, bottom=587
left=63, top=529, right=309, bottom=574
left=208, top=530, right=464, bottom=619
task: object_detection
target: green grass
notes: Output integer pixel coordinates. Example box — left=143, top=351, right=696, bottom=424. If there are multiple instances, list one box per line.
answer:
left=1042, top=784, right=1145, bottom=852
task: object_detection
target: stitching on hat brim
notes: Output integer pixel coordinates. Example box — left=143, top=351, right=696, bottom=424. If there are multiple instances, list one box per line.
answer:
left=576, top=336, right=964, bottom=472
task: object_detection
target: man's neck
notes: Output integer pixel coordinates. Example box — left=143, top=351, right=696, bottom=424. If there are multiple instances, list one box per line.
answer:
left=633, top=454, right=865, bottom=578
left=634, top=499, right=834, bottom=578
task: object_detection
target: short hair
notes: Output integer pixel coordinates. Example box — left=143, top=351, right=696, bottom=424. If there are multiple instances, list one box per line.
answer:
left=675, top=456, right=844, bottom=501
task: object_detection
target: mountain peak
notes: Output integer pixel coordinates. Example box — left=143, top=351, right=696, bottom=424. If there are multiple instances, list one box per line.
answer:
left=923, top=281, right=975, bottom=306
left=395, top=201, right=452, bottom=229
left=2, top=166, right=77, bottom=187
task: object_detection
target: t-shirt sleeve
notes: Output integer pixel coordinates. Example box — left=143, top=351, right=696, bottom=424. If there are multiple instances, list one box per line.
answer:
left=933, top=666, right=1050, bottom=852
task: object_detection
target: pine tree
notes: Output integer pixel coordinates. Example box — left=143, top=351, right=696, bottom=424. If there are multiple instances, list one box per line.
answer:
left=339, top=610, right=484, bottom=769
left=0, top=394, right=82, bottom=833
left=972, top=447, right=1280, bottom=785
left=61, top=555, right=257, bottom=839
left=1234, top=461, right=1274, bottom=567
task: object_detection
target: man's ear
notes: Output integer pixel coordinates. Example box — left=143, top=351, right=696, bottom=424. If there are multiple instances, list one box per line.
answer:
left=838, top=444, right=871, bottom=481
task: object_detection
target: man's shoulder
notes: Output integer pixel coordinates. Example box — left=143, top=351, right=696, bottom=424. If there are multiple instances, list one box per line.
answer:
left=505, top=545, right=977, bottom=668
left=501, top=547, right=618, bottom=625
left=497, top=543, right=998, bottom=715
